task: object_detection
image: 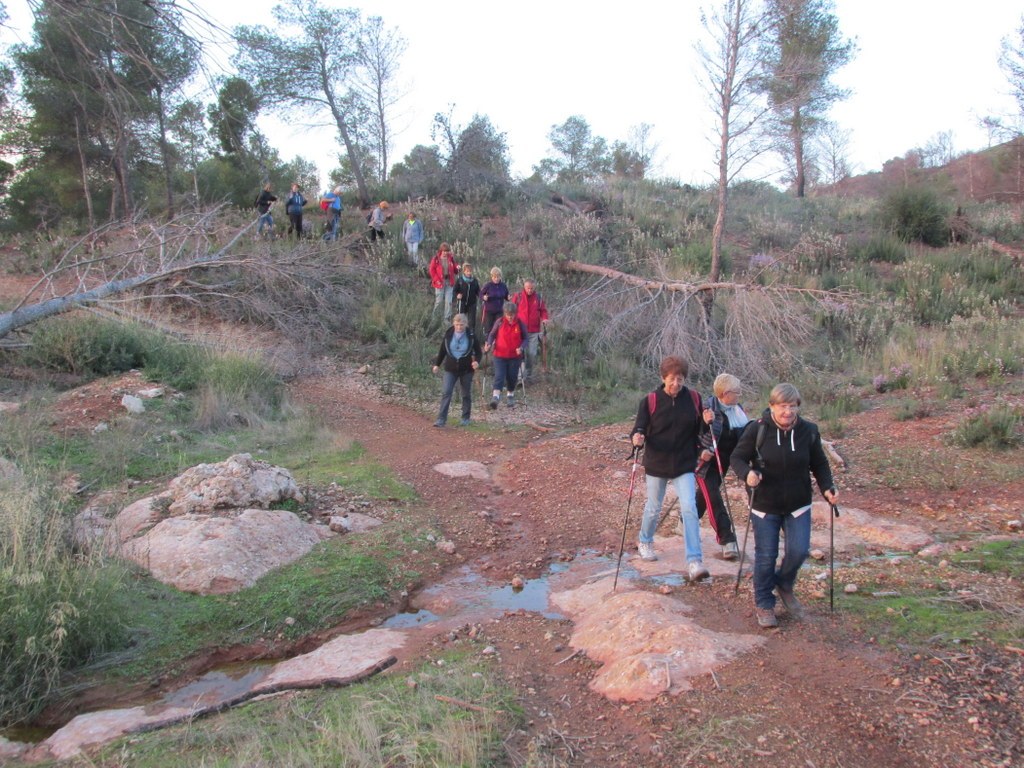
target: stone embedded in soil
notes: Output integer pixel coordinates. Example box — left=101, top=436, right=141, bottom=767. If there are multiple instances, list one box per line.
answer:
left=120, top=509, right=324, bottom=594
left=330, top=511, right=383, bottom=533
left=29, top=705, right=196, bottom=761
left=432, top=460, right=490, bottom=481
left=0, top=735, right=26, bottom=760
left=549, top=579, right=764, bottom=701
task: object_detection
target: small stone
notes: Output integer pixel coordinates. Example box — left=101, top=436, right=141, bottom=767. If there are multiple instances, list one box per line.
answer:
left=284, top=617, right=296, bottom=626
left=890, top=557, right=903, bottom=566
left=659, top=585, right=673, bottom=595
left=436, top=540, right=456, bottom=555
left=843, top=583, right=859, bottom=594
left=120, top=394, right=144, bottom=414
left=92, top=422, right=109, bottom=434
left=1007, top=520, right=1022, bottom=532
left=511, top=575, right=525, bottom=590
left=810, top=548, right=826, bottom=560
left=482, top=646, right=496, bottom=655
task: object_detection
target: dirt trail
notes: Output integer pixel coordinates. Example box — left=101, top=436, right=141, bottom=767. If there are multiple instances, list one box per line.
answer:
left=289, top=371, right=1009, bottom=768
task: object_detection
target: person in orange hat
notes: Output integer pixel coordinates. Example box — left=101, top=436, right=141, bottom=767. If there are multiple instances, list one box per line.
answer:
left=368, top=200, right=390, bottom=241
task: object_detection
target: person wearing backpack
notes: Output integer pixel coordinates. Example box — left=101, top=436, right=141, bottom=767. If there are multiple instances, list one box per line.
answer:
left=730, top=383, right=839, bottom=628
left=320, top=186, right=343, bottom=241
left=511, top=279, right=548, bottom=381
left=693, top=373, right=748, bottom=560
left=630, top=355, right=712, bottom=581
left=284, top=183, right=307, bottom=240
left=429, top=242, right=459, bottom=324
left=483, top=302, right=526, bottom=410
left=255, top=183, right=277, bottom=239
left=479, top=266, right=509, bottom=339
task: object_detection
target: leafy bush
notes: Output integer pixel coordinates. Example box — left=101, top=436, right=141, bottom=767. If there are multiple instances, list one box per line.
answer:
left=950, top=405, right=1022, bottom=449
left=849, top=233, right=907, bottom=264
left=23, top=316, right=151, bottom=376
left=0, top=474, right=128, bottom=725
left=879, top=187, right=950, bottom=246
left=873, top=364, right=911, bottom=393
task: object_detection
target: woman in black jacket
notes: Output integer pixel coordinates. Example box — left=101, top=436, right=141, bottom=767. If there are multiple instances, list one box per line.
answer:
left=730, top=383, right=838, bottom=628
left=431, top=314, right=481, bottom=427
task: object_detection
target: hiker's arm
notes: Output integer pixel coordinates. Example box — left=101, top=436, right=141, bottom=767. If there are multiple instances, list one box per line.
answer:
left=730, top=422, right=760, bottom=485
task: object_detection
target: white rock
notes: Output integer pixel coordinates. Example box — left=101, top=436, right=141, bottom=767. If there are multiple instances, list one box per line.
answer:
left=809, top=548, right=826, bottom=561
left=843, top=583, right=859, bottom=594
left=1007, top=520, right=1022, bottom=532
left=436, top=540, right=457, bottom=555
left=136, top=387, right=165, bottom=399
left=92, top=422, right=109, bottom=433
left=120, top=394, right=145, bottom=414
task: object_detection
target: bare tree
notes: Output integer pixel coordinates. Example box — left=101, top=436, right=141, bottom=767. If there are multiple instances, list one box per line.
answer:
left=354, top=16, right=406, bottom=184
left=1000, top=15, right=1024, bottom=121
left=696, top=0, right=771, bottom=293
left=813, top=119, right=852, bottom=185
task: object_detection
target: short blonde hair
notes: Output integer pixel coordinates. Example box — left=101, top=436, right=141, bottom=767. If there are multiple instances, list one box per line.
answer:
left=462, top=262, right=472, bottom=271
left=490, top=267, right=502, bottom=279
left=713, top=373, right=742, bottom=398
left=768, top=383, right=801, bottom=406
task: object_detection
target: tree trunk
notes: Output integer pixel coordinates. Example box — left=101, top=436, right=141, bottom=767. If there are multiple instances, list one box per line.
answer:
left=793, top=106, right=806, bottom=198
left=155, top=86, right=176, bottom=219
left=74, top=114, right=95, bottom=230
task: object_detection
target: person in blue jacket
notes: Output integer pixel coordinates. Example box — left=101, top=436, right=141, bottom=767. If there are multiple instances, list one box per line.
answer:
left=320, top=186, right=343, bottom=241
left=285, top=183, right=306, bottom=240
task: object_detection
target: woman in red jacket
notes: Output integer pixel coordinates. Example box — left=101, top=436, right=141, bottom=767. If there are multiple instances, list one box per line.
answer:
left=483, top=302, right=526, bottom=410
left=429, top=242, right=459, bottom=324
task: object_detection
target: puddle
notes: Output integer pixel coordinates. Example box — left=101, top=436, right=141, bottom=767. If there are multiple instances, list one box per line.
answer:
left=157, top=663, right=272, bottom=711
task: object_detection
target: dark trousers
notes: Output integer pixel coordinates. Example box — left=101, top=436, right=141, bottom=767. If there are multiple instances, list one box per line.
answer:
left=482, top=309, right=501, bottom=340
left=696, top=465, right=737, bottom=545
left=288, top=213, right=304, bottom=239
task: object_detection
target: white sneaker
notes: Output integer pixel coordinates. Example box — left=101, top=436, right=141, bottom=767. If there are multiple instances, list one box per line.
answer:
left=688, top=561, right=710, bottom=581
left=637, top=542, right=658, bottom=561
left=722, top=542, right=739, bottom=561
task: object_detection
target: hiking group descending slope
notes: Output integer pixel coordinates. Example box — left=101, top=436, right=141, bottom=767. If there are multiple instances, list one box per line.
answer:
left=629, top=356, right=839, bottom=629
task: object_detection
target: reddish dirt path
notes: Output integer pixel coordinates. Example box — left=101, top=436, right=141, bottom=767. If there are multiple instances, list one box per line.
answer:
left=291, top=371, right=1019, bottom=768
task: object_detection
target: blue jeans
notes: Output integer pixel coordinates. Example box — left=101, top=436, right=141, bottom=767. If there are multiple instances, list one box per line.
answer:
left=258, top=212, right=274, bottom=237
left=492, top=356, right=521, bottom=393
left=433, top=286, right=453, bottom=322
left=750, top=508, right=812, bottom=609
left=323, top=210, right=341, bottom=241
left=639, top=473, right=702, bottom=563
left=438, top=370, right=473, bottom=423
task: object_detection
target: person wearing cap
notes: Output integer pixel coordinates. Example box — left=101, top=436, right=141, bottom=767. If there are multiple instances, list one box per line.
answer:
left=368, top=200, right=390, bottom=241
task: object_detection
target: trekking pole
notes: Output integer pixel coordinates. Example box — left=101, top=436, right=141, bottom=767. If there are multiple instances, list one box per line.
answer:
left=830, top=502, right=840, bottom=614
left=733, top=487, right=755, bottom=596
left=541, top=327, right=548, bottom=372
left=709, top=427, right=736, bottom=533
left=613, top=445, right=644, bottom=592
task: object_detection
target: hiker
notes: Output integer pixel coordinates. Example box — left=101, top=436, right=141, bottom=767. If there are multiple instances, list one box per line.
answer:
left=630, top=355, right=711, bottom=581
left=284, top=183, right=306, bottom=240
left=402, top=211, right=425, bottom=267
left=255, top=183, right=277, bottom=239
left=511, top=279, right=549, bottom=381
left=695, top=373, right=748, bottom=560
left=429, top=242, right=459, bottom=324
left=320, top=186, right=343, bottom=241
left=479, top=266, right=509, bottom=339
left=454, top=262, right=481, bottom=333
left=431, top=313, right=481, bottom=427
left=368, top=200, right=389, bottom=241
left=483, top=301, right=526, bottom=410
left=730, top=382, right=839, bottom=629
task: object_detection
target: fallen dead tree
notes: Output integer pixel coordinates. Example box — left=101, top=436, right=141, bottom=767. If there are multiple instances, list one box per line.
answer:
left=558, top=259, right=858, bottom=383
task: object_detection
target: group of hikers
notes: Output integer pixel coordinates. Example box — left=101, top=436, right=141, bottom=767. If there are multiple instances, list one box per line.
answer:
left=629, top=357, right=839, bottom=629
left=429, top=256, right=548, bottom=425
left=256, top=183, right=838, bottom=630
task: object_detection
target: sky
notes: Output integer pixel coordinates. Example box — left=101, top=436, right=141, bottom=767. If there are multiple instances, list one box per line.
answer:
left=2, top=0, right=1022, bottom=189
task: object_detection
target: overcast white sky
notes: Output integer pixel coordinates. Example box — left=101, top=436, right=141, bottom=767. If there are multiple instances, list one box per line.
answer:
left=3, top=0, right=1022, bottom=188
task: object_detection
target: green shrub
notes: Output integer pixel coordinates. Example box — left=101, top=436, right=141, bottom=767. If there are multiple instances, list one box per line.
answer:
left=0, top=474, right=128, bottom=725
left=880, top=187, right=950, bottom=246
left=193, top=353, right=286, bottom=431
left=950, top=406, right=1022, bottom=449
left=894, top=398, right=932, bottom=421
left=849, top=233, right=907, bottom=264
left=23, top=316, right=151, bottom=376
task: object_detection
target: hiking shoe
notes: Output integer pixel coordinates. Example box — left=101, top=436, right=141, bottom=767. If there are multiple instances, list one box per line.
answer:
left=722, top=542, right=739, bottom=561
left=506, top=396, right=515, bottom=409
left=488, top=397, right=498, bottom=411
left=459, top=418, right=471, bottom=426
left=756, top=607, right=779, bottom=628
left=637, top=542, right=658, bottom=561
left=776, top=588, right=805, bottom=620
left=687, top=561, right=710, bottom=581
left=433, top=420, right=445, bottom=428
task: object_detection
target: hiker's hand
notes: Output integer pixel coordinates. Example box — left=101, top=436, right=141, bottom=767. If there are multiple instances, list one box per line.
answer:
left=432, top=365, right=439, bottom=374
left=700, top=449, right=713, bottom=462
left=632, top=433, right=645, bottom=447
left=703, top=408, right=714, bottom=424
left=824, top=488, right=838, bottom=504
left=746, top=470, right=761, bottom=487
left=483, top=343, right=491, bottom=352
left=471, top=361, right=479, bottom=370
